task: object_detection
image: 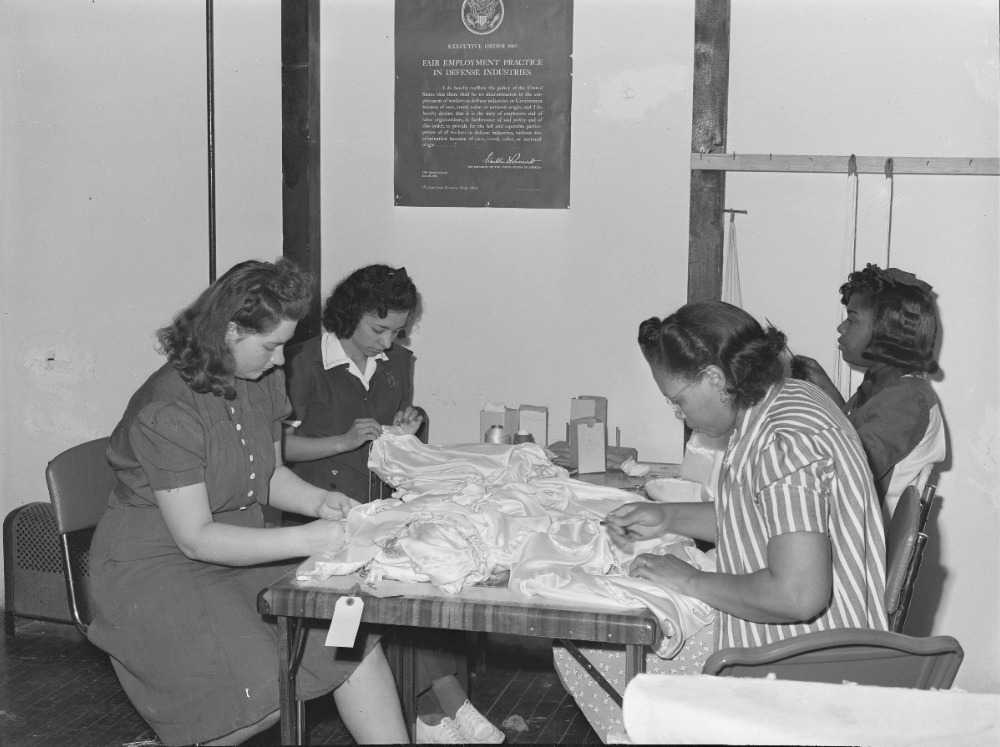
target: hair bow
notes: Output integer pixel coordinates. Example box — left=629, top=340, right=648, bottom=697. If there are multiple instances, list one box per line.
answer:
left=878, top=266, right=933, bottom=294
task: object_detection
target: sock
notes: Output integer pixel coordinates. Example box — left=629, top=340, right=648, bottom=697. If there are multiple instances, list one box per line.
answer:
left=431, top=674, right=468, bottom=718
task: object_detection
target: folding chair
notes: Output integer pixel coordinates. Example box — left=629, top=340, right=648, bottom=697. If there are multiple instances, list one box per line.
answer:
left=703, top=627, right=963, bottom=689
left=44, top=437, right=115, bottom=634
left=885, top=481, right=937, bottom=632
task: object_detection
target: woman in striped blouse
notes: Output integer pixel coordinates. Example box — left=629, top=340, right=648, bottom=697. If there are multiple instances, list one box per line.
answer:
left=554, top=301, right=887, bottom=741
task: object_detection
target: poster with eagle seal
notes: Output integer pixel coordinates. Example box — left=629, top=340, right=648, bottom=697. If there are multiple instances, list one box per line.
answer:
left=394, top=0, right=573, bottom=208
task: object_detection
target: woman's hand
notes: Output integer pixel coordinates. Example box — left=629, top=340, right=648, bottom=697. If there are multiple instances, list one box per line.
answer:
left=317, top=490, right=359, bottom=520
left=392, top=407, right=424, bottom=436
left=300, top=516, right=350, bottom=556
left=628, top=552, right=699, bottom=594
left=790, top=354, right=826, bottom=383
left=603, top=502, right=672, bottom=549
left=344, top=418, right=383, bottom=450
left=790, top=355, right=845, bottom=408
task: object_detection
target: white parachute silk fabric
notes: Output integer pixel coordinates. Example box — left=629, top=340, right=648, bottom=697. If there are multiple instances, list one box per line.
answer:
left=295, top=433, right=715, bottom=658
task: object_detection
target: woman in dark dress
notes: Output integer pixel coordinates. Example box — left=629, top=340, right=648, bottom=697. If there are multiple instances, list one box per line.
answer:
left=284, top=264, right=503, bottom=743
left=284, top=264, right=425, bottom=501
left=86, top=258, right=408, bottom=745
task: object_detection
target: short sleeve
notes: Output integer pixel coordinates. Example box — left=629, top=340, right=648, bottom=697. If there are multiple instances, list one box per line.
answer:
left=753, top=430, right=833, bottom=537
left=130, top=401, right=207, bottom=490
left=852, top=379, right=933, bottom=483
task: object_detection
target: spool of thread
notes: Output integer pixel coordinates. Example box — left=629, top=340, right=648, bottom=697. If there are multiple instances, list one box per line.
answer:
left=512, top=430, right=535, bottom=444
left=485, top=425, right=505, bottom=444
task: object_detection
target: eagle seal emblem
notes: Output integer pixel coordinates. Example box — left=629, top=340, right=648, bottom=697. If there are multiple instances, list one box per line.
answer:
left=461, top=0, right=504, bottom=35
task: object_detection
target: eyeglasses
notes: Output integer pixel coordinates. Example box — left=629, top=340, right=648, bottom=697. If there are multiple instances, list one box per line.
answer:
left=663, top=378, right=698, bottom=419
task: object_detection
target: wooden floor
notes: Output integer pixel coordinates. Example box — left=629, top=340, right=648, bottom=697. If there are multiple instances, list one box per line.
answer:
left=0, top=618, right=600, bottom=746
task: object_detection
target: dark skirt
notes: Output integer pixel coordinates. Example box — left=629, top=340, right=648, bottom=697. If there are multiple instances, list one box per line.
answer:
left=87, top=503, right=375, bottom=746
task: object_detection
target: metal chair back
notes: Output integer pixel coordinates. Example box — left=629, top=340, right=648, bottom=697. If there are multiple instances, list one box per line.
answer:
left=45, top=437, right=114, bottom=634
left=703, top=628, right=963, bottom=689
left=885, top=481, right=937, bottom=632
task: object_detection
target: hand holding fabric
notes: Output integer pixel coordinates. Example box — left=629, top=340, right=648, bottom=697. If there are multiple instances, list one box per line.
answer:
left=628, top=552, right=699, bottom=595
left=300, top=515, right=350, bottom=556
left=344, top=417, right=383, bottom=450
left=317, top=490, right=359, bottom=520
left=603, top=502, right=671, bottom=549
left=392, top=406, right=424, bottom=436
left=790, top=354, right=826, bottom=383
left=790, top=355, right=845, bottom=408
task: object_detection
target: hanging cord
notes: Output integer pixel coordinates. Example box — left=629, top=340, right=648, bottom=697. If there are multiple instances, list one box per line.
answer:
left=847, top=154, right=859, bottom=274
left=836, top=155, right=860, bottom=396
left=206, top=0, right=217, bottom=283
left=722, top=209, right=747, bottom=306
left=884, top=157, right=895, bottom=266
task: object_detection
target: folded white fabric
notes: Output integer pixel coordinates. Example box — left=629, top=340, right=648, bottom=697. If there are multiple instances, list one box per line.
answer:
left=296, top=433, right=714, bottom=655
left=623, top=674, right=1000, bottom=745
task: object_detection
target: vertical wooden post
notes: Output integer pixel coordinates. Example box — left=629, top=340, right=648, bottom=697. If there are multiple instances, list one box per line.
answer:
left=282, top=0, right=322, bottom=342
left=688, top=0, right=731, bottom=303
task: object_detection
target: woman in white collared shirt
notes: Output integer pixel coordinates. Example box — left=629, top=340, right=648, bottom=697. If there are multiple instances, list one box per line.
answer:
left=284, top=264, right=424, bottom=501
left=283, top=264, right=503, bottom=743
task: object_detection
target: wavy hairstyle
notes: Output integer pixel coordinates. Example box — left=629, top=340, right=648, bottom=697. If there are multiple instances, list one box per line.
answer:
left=322, top=264, right=419, bottom=338
left=638, top=301, right=787, bottom=409
left=839, top=263, right=939, bottom=374
left=157, top=258, right=312, bottom=399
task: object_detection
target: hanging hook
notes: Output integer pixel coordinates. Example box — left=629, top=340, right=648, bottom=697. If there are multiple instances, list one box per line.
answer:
left=884, top=158, right=895, bottom=266
left=847, top=154, right=857, bottom=177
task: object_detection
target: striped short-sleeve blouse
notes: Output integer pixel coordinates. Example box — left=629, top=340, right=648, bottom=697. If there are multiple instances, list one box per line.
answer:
left=715, top=378, right=888, bottom=650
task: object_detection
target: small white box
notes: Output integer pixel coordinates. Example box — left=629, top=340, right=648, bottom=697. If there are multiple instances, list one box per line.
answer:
left=570, top=395, right=608, bottom=441
left=518, top=404, right=549, bottom=446
left=568, top=417, right=606, bottom=474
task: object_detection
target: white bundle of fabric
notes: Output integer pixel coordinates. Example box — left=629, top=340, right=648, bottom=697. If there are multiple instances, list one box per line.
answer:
left=297, top=433, right=715, bottom=656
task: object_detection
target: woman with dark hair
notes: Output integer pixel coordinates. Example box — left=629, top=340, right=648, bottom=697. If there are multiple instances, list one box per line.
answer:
left=87, top=258, right=407, bottom=745
left=284, top=264, right=425, bottom=501
left=284, top=264, right=503, bottom=743
left=792, top=264, right=944, bottom=512
left=554, top=301, right=887, bottom=742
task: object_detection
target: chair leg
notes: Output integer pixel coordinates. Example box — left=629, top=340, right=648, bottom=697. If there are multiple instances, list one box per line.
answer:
left=4, top=609, right=15, bottom=637
left=466, top=631, right=488, bottom=677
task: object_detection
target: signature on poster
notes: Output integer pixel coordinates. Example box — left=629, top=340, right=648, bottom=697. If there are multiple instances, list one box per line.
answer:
left=483, top=152, right=541, bottom=166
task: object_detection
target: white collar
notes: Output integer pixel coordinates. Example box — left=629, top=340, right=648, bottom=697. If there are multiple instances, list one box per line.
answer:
left=321, top=331, right=387, bottom=388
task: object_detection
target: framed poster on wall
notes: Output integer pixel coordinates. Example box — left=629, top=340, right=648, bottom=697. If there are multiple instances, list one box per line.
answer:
left=394, top=0, right=573, bottom=208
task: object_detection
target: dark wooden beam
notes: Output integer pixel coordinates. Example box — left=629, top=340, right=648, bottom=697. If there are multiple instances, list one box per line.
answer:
left=282, top=0, right=322, bottom=342
left=687, top=0, right=731, bottom=303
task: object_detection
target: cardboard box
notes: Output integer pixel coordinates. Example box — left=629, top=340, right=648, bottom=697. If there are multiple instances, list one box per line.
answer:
left=518, top=404, right=549, bottom=446
left=479, top=406, right=519, bottom=443
left=570, top=395, right=608, bottom=440
left=568, top=417, right=607, bottom=474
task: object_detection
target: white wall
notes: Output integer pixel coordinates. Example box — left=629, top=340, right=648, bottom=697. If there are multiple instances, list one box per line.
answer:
left=725, top=0, right=1000, bottom=693
left=322, top=0, right=691, bottom=461
left=0, top=0, right=281, bottom=586
left=320, top=0, right=999, bottom=692
left=2, top=0, right=997, bottom=696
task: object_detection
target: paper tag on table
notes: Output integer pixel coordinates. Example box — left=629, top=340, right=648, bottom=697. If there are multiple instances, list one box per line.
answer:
left=324, top=596, right=363, bottom=648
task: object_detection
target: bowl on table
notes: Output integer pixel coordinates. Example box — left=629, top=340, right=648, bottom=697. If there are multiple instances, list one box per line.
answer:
left=643, top=477, right=704, bottom=503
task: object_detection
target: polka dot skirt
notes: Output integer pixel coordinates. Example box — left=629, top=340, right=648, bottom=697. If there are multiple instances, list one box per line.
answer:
left=553, top=623, right=716, bottom=743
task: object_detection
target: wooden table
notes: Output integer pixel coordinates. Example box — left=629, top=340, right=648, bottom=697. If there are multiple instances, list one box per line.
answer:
left=258, top=572, right=662, bottom=744
left=575, top=462, right=681, bottom=492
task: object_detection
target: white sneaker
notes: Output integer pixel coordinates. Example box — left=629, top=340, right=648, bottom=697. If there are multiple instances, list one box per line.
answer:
left=415, top=715, right=466, bottom=744
left=454, top=700, right=505, bottom=743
